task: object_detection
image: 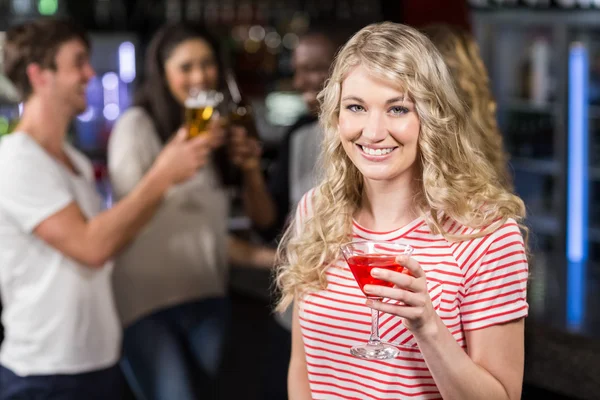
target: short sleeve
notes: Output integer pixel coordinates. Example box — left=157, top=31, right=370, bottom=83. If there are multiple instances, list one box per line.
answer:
left=108, top=108, right=159, bottom=200
left=292, top=188, right=316, bottom=237
left=0, top=135, right=73, bottom=232
left=459, top=220, right=529, bottom=331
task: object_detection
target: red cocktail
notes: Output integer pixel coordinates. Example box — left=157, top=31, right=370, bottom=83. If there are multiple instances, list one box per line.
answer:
left=346, top=254, right=409, bottom=296
left=341, top=240, right=413, bottom=360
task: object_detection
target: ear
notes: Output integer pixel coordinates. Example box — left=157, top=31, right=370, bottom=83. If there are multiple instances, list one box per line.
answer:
left=25, top=63, right=48, bottom=93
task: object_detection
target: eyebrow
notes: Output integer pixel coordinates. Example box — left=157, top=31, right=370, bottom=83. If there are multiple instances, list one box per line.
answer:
left=75, top=50, right=90, bottom=60
left=341, top=95, right=412, bottom=104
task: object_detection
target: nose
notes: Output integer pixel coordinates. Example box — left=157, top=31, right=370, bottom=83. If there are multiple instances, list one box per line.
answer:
left=85, top=63, right=96, bottom=81
left=190, top=67, right=207, bottom=89
left=361, top=110, right=387, bottom=142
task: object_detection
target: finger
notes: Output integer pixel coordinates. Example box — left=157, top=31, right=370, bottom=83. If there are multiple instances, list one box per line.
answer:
left=207, top=118, right=225, bottom=133
left=395, top=255, right=425, bottom=279
left=210, top=134, right=226, bottom=149
left=366, top=299, right=423, bottom=320
left=230, top=136, right=245, bottom=147
left=230, top=125, right=246, bottom=137
left=230, top=131, right=248, bottom=145
left=231, top=146, right=252, bottom=158
left=216, top=116, right=228, bottom=128
left=210, top=127, right=226, bottom=139
left=172, top=127, right=188, bottom=143
left=362, top=285, right=425, bottom=307
left=188, top=134, right=212, bottom=149
left=195, top=145, right=210, bottom=160
left=253, top=140, right=263, bottom=156
left=196, top=153, right=208, bottom=166
left=370, top=268, right=416, bottom=291
left=196, top=146, right=210, bottom=157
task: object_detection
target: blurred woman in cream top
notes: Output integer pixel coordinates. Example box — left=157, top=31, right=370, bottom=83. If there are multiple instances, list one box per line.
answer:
left=110, top=107, right=229, bottom=327
left=108, top=23, right=275, bottom=400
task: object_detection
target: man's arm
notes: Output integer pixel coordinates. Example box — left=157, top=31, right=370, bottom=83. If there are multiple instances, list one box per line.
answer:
left=35, top=129, right=211, bottom=267
left=35, top=167, right=169, bottom=267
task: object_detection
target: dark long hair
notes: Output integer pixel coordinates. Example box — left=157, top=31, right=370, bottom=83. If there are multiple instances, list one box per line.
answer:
left=135, top=22, right=231, bottom=184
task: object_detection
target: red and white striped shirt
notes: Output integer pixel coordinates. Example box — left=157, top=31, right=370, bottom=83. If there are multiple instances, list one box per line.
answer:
left=294, top=190, right=529, bottom=399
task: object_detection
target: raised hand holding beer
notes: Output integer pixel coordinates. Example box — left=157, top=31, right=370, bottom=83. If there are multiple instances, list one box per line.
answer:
left=151, top=127, right=212, bottom=186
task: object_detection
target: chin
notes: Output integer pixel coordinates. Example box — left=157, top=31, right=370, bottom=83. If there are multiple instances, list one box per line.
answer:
left=361, top=172, right=397, bottom=182
left=356, top=165, right=393, bottom=181
left=356, top=162, right=415, bottom=184
left=74, top=103, right=88, bottom=115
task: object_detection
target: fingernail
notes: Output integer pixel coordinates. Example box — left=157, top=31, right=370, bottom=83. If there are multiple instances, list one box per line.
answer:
left=363, top=285, right=372, bottom=293
left=365, top=299, right=373, bottom=307
left=371, top=268, right=381, bottom=277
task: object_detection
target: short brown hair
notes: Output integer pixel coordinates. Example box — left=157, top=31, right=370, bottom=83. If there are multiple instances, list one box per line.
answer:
left=3, top=17, right=90, bottom=99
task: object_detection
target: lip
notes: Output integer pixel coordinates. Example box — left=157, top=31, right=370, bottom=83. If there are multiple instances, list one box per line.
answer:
left=355, top=144, right=398, bottom=161
left=356, top=143, right=398, bottom=150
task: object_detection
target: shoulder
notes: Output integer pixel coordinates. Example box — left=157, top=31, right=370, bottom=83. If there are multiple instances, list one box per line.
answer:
left=442, top=217, right=522, bottom=239
left=0, top=133, right=64, bottom=190
left=295, top=187, right=319, bottom=223
left=117, top=107, right=154, bottom=125
left=445, top=218, right=525, bottom=267
left=0, top=132, right=55, bottom=172
left=110, top=107, right=157, bottom=139
left=108, top=107, right=161, bottom=152
left=0, top=132, right=38, bottom=158
left=294, top=120, right=320, bottom=136
left=286, top=115, right=318, bottom=139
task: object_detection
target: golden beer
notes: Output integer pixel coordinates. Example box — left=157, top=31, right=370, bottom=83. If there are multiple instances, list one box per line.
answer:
left=185, top=105, right=214, bottom=138
left=184, top=89, right=222, bottom=139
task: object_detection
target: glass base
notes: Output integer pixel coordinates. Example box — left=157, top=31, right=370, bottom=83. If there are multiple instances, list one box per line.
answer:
left=350, top=342, right=399, bottom=360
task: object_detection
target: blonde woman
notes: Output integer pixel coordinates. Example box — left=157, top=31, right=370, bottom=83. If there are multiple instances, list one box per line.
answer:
left=422, top=23, right=512, bottom=190
left=276, top=22, right=529, bottom=400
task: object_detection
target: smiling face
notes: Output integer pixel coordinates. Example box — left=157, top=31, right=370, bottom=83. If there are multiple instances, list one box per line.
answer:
left=292, top=34, right=336, bottom=115
left=338, top=65, right=420, bottom=185
left=164, top=38, right=219, bottom=106
left=38, top=39, right=95, bottom=116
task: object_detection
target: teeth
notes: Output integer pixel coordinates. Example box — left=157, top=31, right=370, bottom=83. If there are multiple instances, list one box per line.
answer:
left=360, top=145, right=394, bottom=156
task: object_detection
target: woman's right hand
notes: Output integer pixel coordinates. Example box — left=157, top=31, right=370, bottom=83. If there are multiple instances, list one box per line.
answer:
left=207, top=117, right=227, bottom=149
left=151, top=127, right=212, bottom=185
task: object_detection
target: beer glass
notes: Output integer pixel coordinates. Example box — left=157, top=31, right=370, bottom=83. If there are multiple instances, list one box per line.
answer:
left=185, top=88, right=223, bottom=139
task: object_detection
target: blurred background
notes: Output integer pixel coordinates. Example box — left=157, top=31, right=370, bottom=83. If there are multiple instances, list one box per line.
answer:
left=1, top=0, right=600, bottom=399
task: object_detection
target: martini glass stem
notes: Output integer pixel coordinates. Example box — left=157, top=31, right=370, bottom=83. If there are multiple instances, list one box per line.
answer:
left=368, top=297, right=382, bottom=345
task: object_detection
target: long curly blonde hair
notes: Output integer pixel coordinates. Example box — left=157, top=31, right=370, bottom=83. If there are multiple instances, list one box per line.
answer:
left=275, top=22, right=525, bottom=311
left=421, top=23, right=512, bottom=190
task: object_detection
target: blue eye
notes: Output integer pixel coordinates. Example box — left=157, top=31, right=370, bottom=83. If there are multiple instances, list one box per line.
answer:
left=346, top=104, right=365, bottom=112
left=389, top=106, right=409, bottom=116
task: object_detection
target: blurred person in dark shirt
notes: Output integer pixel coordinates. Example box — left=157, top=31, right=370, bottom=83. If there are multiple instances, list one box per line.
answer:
left=261, top=24, right=350, bottom=400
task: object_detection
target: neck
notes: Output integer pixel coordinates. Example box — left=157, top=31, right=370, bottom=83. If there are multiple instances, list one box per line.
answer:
left=15, top=96, right=73, bottom=156
left=356, top=169, right=420, bottom=232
